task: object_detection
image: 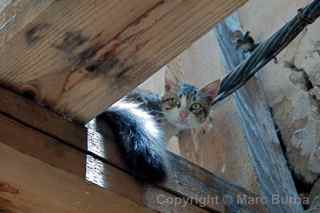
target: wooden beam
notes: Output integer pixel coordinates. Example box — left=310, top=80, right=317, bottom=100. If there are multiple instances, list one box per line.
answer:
left=215, top=16, right=304, bottom=212
left=0, top=86, right=265, bottom=212
left=0, top=0, right=54, bottom=46
left=0, top=0, right=247, bottom=122
left=0, top=143, right=155, bottom=213
left=0, top=105, right=211, bottom=213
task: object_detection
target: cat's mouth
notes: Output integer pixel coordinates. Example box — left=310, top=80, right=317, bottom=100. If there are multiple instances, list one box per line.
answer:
left=173, top=120, right=192, bottom=129
left=164, top=113, right=193, bottom=130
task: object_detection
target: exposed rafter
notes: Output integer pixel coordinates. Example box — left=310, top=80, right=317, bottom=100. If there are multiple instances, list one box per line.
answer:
left=0, top=0, right=246, bottom=122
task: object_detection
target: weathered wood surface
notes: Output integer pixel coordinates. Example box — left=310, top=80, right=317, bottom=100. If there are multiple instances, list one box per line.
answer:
left=0, top=107, right=211, bottom=213
left=0, top=0, right=54, bottom=46
left=0, top=0, right=247, bottom=122
left=0, top=86, right=265, bottom=212
left=215, top=15, right=303, bottom=212
left=0, top=143, right=155, bottom=213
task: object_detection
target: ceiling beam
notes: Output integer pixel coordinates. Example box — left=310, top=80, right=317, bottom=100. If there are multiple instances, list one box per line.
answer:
left=0, top=0, right=246, bottom=122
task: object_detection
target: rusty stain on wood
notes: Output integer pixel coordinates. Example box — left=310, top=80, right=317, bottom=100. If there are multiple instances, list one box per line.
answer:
left=59, top=0, right=167, bottom=76
left=130, top=0, right=165, bottom=27
left=25, top=23, right=50, bottom=46
left=86, top=55, right=120, bottom=73
left=53, top=31, right=126, bottom=76
left=105, top=0, right=165, bottom=46
left=0, top=182, right=19, bottom=194
left=76, top=43, right=106, bottom=68
left=54, top=31, right=89, bottom=54
left=0, top=0, right=248, bottom=121
left=76, top=42, right=120, bottom=73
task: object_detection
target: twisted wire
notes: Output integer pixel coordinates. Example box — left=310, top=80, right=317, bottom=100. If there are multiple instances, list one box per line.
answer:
left=213, top=0, right=320, bottom=105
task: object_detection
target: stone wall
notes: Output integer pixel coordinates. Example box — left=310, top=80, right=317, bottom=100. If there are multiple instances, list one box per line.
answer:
left=239, top=0, right=320, bottom=208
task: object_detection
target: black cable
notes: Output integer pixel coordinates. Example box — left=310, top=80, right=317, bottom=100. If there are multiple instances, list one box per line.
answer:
left=213, top=0, right=320, bottom=105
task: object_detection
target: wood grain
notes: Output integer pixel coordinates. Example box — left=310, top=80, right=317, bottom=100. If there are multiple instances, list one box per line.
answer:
left=0, top=143, right=154, bottom=213
left=215, top=18, right=303, bottom=212
left=0, top=86, right=264, bottom=212
left=0, top=0, right=54, bottom=47
left=0, top=0, right=247, bottom=122
left=0, top=112, right=212, bottom=213
left=0, top=85, right=86, bottom=149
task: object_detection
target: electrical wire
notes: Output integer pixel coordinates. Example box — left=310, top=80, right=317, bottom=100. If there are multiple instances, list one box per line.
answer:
left=213, top=0, right=320, bottom=105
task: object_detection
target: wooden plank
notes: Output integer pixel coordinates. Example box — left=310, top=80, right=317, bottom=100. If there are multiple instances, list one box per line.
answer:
left=0, top=86, right=264, bottom=212
left=143, top=188, right=211, bottom=213
left=0, top=112, right=211, bottom=213
left=0, top=0, right=54, bottom=46
left=0, top=145, right=153, bottom=213
left=0, top=0, right=247, bottom=122
left=215, top=15, right=304, bottom=212
left=0, top=85, right=86, bottom=149
left=0, top=144, right=155, bottom=213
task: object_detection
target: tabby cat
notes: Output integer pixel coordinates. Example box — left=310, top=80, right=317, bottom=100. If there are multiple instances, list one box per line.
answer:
left=97, top=72, right=220, bottom=181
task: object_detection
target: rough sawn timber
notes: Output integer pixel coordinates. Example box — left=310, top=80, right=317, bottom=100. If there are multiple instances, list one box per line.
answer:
left=0, top=0, right=246, bottom=122
left=0, top=86, right=265, bottom=212
left=215, top=16, right=304, bottom=213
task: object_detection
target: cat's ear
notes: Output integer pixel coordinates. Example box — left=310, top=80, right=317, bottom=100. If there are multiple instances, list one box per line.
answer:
left=200, top=80, right=220, bottom=101
left=164, top=71, right=181, bottom=92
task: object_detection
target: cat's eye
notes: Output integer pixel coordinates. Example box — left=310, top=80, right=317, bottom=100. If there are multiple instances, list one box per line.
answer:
left=167, top=97, right=180, bottom=107
left=172, top=98, right=180, bottom=107
left=190, top=103, right=202, bottom=111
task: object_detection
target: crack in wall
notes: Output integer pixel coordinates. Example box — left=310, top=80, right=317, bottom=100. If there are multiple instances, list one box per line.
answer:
left=284, top=60, right=320, bottom=118
left=281, top=59, right=320, bottom=210
left=269, top=105, right=316, bottom=209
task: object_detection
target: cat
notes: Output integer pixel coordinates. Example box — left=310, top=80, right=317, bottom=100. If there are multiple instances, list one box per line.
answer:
left=96, top=72, right=220, bottom=181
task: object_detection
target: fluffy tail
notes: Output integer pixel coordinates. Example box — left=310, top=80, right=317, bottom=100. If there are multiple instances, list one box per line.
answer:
left=97, top=101, right=167, bottom=181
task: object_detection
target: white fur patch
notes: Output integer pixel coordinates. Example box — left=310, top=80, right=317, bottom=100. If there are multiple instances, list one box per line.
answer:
left=110, top=100, right=165, bottom=156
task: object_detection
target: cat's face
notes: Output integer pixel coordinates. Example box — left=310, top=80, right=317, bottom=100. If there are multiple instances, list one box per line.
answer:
left=161, top=73, right=220, bottom=130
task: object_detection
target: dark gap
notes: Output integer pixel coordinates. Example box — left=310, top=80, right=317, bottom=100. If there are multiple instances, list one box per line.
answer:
left=21, top=90, right=37, bottom=101
left=269, top=107, right=289, bottom=163
left=303, top=71, right=314, bottom=91
left=284, top=60, right=314, bottom=91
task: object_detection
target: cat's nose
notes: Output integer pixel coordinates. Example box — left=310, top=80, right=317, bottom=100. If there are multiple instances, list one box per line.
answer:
left=179, top=111, right=189, bottom=120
